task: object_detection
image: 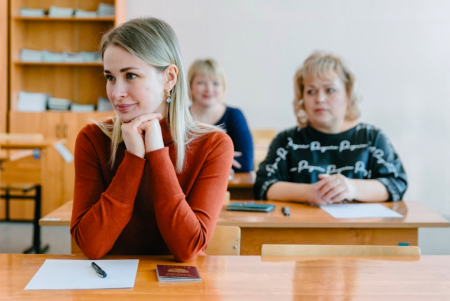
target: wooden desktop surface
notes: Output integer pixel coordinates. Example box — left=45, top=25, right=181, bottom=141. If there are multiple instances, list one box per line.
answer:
left=1, top=254, right=450, bottom=300
left=40, top=200, right=450, bottom=255
left=41, top=199, right=449, bottom=229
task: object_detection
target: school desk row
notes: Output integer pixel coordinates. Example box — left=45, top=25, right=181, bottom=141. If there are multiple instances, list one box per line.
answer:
left=40, top=199, right=450, bottom=255
left=1, top=253, right=450, bottom=300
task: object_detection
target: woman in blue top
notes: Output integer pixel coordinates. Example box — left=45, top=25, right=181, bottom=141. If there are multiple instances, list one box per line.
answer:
left=254, top=51, right=407, bottom=205
left=188, top=59, right=254, bottom=172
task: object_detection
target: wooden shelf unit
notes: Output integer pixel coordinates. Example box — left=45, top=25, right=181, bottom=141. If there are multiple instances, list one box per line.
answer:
left=6, top=0, right=126, bottom=219
left=0, top=0, right=7, bottom=133
left=13, top=16, right=116, bottom=21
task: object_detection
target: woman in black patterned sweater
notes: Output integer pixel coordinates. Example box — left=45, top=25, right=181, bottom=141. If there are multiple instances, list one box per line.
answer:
left=254, top=51, right=407, bottom=205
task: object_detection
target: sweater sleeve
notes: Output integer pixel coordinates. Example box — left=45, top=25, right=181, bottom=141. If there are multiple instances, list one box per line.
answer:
left=70, top=127, right=146, bottom=259
left=254, top=131, right=291, bottom=200
left=369, top=130, right=408, bottom=201
left=145, top=133, right=233, bottom=262
left=226, top=108, right=254, bottom=172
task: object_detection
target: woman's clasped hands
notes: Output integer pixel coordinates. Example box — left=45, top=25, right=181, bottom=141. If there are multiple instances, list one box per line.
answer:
left=308, top=173, right=357, bottom=206
left=121, top=113, right=165, bottom=158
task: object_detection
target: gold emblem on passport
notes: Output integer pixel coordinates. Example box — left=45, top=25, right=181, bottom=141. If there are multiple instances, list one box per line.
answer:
left=167, top=268, right=189, bottom=274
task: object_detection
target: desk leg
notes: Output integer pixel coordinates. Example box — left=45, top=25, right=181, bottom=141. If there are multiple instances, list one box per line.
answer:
left=240, top=228, right=418, bottom=255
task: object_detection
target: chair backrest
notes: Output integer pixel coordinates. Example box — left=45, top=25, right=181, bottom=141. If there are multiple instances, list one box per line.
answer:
left=205, top=226, right=241, bottom=256
left=251, top=129, right=278, bottom=170
left=261, top=244, right=421, bottom=256
left=0, top=133, right=44, bottom=141
left=223, top=191, right=230, bottom=208
left=251, top=129, right=278, bottom=145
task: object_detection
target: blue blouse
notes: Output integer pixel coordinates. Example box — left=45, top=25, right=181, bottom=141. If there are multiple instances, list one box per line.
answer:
left=215, top=106, right=254, bottom=172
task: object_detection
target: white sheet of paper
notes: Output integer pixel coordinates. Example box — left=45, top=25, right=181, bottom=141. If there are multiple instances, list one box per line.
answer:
left=53, top=142, right=74, bottom=163
left=320, top=203, right=403, bottom=219
left=25, top=259, right=139, bottom=290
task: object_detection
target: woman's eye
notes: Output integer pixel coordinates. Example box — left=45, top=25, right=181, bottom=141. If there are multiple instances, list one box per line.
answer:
left=105, top=75, right=115, bottom=81
left=327, top=88, right=336, bottom=93
left=126, top=73, right=137, bottom=79
left=213, top=81, right=220, bottom=86
left=307, top=90, right=316, bottom=95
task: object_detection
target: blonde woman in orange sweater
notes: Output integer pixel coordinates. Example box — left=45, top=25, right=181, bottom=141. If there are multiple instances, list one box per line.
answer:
left=70, top=17, right=233, bottom=261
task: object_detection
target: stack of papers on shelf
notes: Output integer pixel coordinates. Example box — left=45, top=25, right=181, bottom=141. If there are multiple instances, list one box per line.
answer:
left=49, top=6, right=74, bottom=17
left=62, top=52, right=83, bottom=63
left=97, top=3, right=115, bottom=16
left=74, top=9, right=97, bottom=18
left=20, top=49, right=43, bottom=62
left=80, top=51, right=101, bottom=62
left=20, top=8, right=45, bottom=17
left=48, top=98, right=72, bottom=111
left=18, top=91, right=49, bottom=112
left=97, top=97, right=114, bottom=112
left=71, top=104, right=95, bottom=112
left=42, top=50, right=63, bottom=62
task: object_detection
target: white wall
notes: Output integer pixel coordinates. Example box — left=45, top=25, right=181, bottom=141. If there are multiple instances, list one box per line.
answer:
left=128, top=0, right=450, bottom=216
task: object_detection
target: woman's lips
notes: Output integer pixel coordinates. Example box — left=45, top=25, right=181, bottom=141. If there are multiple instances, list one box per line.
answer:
left=116, top=104, right=136, bottom=112
left=314, top=108, right=327, bottom=113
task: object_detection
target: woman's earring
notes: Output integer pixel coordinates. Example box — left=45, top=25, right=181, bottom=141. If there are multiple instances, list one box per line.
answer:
left=166, top=90, right=172, bottom=104
left=297, top=99, right=308, bottom=123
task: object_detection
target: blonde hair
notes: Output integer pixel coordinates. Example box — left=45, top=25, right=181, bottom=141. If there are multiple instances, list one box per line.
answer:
left=188, top=59, right=227, bottom=100
left=293, top=51, right=362, bottom=128
left=96, top=17, right=220, bottom=172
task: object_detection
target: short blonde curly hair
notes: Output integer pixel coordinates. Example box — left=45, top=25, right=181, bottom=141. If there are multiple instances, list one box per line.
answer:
left=293, top=51, right=362, bottom=128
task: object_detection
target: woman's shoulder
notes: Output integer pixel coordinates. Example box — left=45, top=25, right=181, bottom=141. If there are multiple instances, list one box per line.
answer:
left=353, top=123, right=386, bottom=140
left=224, top=106, right=247, bottom=120
left=77, top=118, right=114, bottom=146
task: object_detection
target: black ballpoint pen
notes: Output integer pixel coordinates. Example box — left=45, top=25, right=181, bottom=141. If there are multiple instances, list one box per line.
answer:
left=91, top=262, right=107, bottom=278
left=282, top=206, right=290, bottom=216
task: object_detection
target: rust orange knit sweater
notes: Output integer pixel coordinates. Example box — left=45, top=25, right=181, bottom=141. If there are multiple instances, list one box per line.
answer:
left=70, top=120, right=233, bottom=261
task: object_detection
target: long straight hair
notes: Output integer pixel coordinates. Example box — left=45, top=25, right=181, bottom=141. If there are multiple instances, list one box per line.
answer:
left=96, top=17, right=221, bottom=172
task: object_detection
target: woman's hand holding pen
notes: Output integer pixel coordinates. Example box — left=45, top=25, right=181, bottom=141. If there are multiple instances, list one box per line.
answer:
left=121, top=113, right=163, bottom=158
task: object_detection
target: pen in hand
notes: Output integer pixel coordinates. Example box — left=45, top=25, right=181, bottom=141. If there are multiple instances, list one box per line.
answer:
left=91, top=262, right=107, bottom=278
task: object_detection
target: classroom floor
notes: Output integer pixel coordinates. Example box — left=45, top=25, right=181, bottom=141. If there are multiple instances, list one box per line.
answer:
left=0, top=222, right=449, bottom=255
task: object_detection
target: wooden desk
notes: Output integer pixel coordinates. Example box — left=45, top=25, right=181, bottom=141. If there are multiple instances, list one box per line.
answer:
left=41, top=200, right=450, bottom=255
left=228, top=171, right=255, bottom=199
left=1, top=254, right=450, bottom=300
left=0, top=138, right=66, bottom=219
left=0, top=138, right=64, bottom=150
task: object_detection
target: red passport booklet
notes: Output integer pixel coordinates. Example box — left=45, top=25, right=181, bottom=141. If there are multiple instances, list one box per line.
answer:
left=156, top=265, right=202, bottom=282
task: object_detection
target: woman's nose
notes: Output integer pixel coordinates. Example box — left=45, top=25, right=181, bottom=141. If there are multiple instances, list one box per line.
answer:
left=111, top=80, right=127, bottom=100
left=316, top=90, right=326, bottom=103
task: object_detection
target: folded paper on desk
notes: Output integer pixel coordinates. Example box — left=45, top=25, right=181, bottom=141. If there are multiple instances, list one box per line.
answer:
left=25, top=259, right=139, bottom=290
left=320, top=203, right=403, bottom=219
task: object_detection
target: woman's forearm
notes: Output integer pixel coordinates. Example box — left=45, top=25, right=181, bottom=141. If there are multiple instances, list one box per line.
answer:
left=351, top=179, right=390, bottom=202
left=266, top=181, right=312, bottom=202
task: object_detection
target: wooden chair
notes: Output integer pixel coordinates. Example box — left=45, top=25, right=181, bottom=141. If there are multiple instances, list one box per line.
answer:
left=72, top=225, right=242, bottom=256
left=251, top=129, right=278, bottom=170
left=261, top=244, right=421, bottom=256
left=0, top=133, right=48, bottom=254
left=205, top=226, right=241, bottom=256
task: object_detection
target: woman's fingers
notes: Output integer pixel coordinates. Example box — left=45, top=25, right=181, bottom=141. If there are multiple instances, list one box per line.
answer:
left=129, top=113, right=162, bottom=125
left=232, top=159, right=242, bottom=169
left=322, top=184, right=346, bottom=202
left=234, top=151, right=242, bottom=157
left=317, top=176, right=340, bottom=198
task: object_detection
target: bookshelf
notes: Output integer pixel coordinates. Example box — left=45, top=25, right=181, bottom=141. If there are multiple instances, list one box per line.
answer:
left=7, top=0, right=126, bottom=219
